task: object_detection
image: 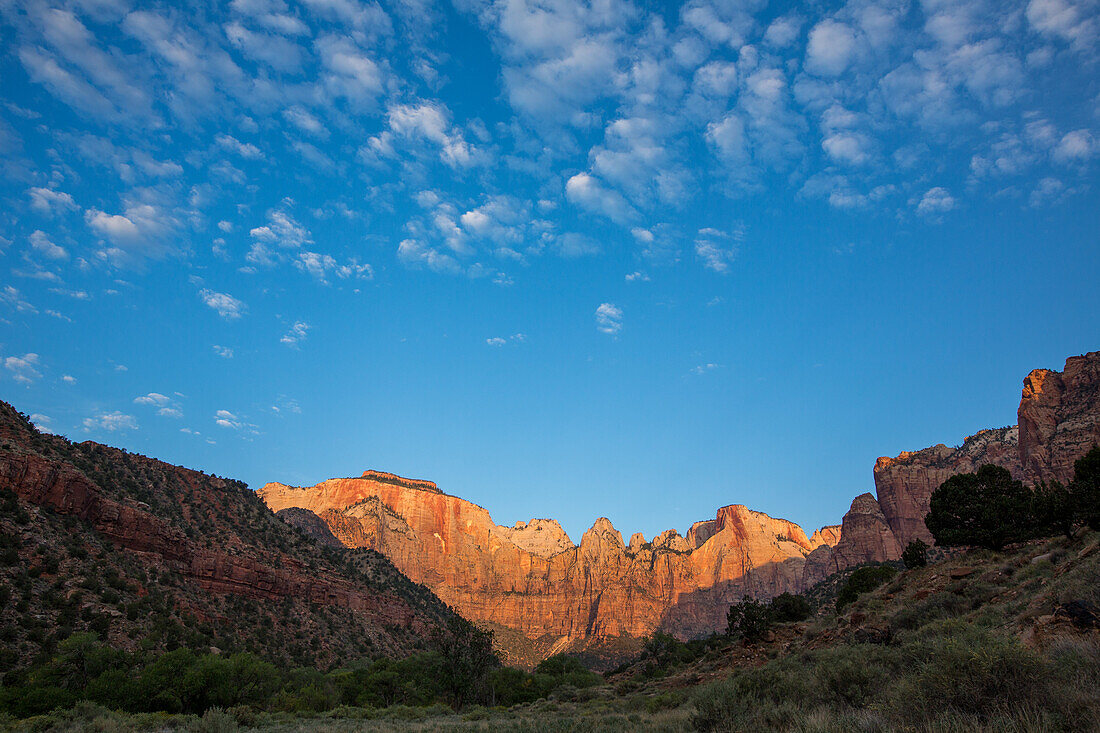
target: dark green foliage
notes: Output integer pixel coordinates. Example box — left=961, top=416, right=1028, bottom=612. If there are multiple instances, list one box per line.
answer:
left=432, top=616, right=498, bottom=710
left=925, top=464, right=1033, bottom=550
left=1033, top=480, right=1076, bottom=539
left=902, top=539, right=929, bottom=569
left=0, top=630, right=594, bottom=719
left=836, top=565, right=897, bottom=610
left=1071, top=445, right=1100, bottom=530
left=726, top=598, right=772, bottom=642
left=690, top=621, right=1089, bottom=732
left=768, top=592, right=811, bottom=622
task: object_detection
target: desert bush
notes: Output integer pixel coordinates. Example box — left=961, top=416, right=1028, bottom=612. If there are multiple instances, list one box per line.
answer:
left=835, top=565, right=897, bottom=610
left=926, top=464, right=1033, bottom=550
left=768, top=592, right=811, bottom=622
left=902, top=539, right=929, bottom=568
left=889, top=591, right=969, bottom=632
left=1071, top=445, right=1100, bottom=530
left=726, top=598, right=772, bottom=642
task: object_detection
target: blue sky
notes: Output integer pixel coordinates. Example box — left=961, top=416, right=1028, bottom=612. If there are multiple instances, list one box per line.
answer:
left=1, top=0, right=1098, bottom=543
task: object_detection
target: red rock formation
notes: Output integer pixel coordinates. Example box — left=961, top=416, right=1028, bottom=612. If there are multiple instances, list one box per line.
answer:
left=801, top=494, right=901, bottom=588
left=260, top=479, right=838, bottom=642
left=874, top=351, right=1100, bottom=549
left=1019, top=353, right=1100, bottom=484
left=873, top=427, right=1021, bottom=548
left=254, top=351, right=1100, bottom=655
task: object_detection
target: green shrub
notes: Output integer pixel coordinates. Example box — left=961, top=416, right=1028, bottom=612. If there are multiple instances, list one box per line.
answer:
left=726, top=598, right=772, bottom=641
left=836, top=565, right=897, bottom=610
left=902, top=539, right=929, bottom=569
left=926, top=464, right=1034, bottom=550
left=768, top=592, right=811, bottom=622
left=1071, top=446, right=1100, bottom=530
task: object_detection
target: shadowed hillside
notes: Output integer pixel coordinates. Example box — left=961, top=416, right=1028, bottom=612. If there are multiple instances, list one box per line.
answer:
left=0, top=400, right=459, bottom=672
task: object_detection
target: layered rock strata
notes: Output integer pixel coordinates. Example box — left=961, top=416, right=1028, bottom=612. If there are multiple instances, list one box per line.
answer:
left=260, top=475, right=838, bottom=640
left=260, top=351, right=1100, bottom=650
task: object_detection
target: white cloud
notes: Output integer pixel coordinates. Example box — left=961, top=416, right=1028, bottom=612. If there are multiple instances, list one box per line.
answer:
left=764, top=15, right=803, bottom=47
left=595, top=302, right=623, bottom=335
left=822, top=132, right=871, bottom=165
left=29, top=230, right=68, bottom=260
left=1027, top=0, right=1096, bottom=48
left=30, top=413, right=53, bottom=433
left=387, top=101, right=474, bottom=168
left=85, top=201, right=176, bottom=263
left=565, top=172, right=637, bottom=223
left=706, top=113, right=748, bottom=164
left=396, top=238, right=461, bottom=274
left=214, top=409, right=242, bottom=429
left=0, top=286, right=36, bottom=314
left=83, top=411, right=137, bottom=432
left=215, top=133, right=263, bottom=159
left=28, top=187, right=77, bottom=216
left=486, top=337, right=507, bottom=346
left=280, top=320, right=310, bottom=346
left=691, top=363, right=721, bottom=375
left=134, top=392, right=170, bottom=406
left=62, top=375, right=76, bottom=384
left=916, top=187, right=956, bottom=215
left=625, top=271, right=650, bottom=282
left=283, top=106, right=328, bottom=137
left=4, top=353, right=41, bottom=384
left=248, top=210, right=311, bottom=264
left=1053, top=129, right=1094, bottom=162
left=805, top=20, right=857, bottom=76
left=694, top=227, right=740, bottom=273
left=199, top=288, right=247, bottom=319
left=294, top=251, right=373, bottom=283
left=213, top=345, right=234, bottom=358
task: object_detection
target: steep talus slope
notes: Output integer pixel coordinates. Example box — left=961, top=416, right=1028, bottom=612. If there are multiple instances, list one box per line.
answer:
left=0, top=401, right=458, bottom=670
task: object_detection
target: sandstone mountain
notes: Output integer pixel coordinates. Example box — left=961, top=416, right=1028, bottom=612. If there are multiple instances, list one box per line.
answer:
left=261, top=351, right=1100, bottom=662
left=260, top=474, right=839, bottom=662
left=0, top=401, right=459, bottom=671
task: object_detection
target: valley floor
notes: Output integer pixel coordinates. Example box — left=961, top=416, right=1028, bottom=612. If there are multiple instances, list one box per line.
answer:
left=3, top=530, right=1100, bottom=732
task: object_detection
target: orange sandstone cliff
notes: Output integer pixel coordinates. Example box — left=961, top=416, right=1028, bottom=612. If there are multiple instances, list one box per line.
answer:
left=259, top=351, right=1100, bottom=657
left=259, top=472, right=838, bottom=645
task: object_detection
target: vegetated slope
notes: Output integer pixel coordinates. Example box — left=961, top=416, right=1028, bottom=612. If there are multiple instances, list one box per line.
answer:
left=0, top=400, right=459, bottom=672
left=607, top=530, right=1100, bottom=732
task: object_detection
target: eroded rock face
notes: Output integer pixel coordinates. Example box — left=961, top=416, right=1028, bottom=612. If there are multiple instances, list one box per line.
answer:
left=801, top=494, right=901, bottom=588
left=1019, top=353, right=1100, bottom=485
left=874, top=351, right=1100, bottom=548
left=259, top=480, right=834, bottom=641
left=257, top=350, right=1100, bottom=654
left=873, top=427, right=1021, bottom=548
left=0, top=449, right=418, bottom=628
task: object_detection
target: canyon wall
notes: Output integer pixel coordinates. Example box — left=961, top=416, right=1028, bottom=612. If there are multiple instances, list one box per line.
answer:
left=260, top=473, right=838, bottom=641
left=872, top=351, right=1100, bottom=550
left=261, top=351, right=1100, bottom=652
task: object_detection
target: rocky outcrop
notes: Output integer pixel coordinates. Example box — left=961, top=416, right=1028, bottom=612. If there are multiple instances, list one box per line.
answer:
left=276, top=507, right=344, bottom=548
left=260, top=479, right=840, bottom=642
left=802, top=494, right=901, bottom=588
left=1019, top=353, right=1100, bottom=485
left=255, top=350, right=1100, bottom=657
left=873, top=427, right=1021, bottom=548
left=0, top=449, right=417, bottom=625
left=874, top=351, right=1100, bottom=549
